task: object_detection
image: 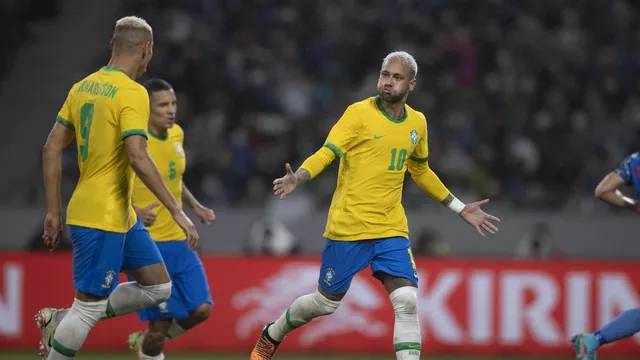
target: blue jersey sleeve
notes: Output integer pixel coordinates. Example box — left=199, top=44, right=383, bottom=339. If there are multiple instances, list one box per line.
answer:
left=615, top=155, right=634, bottom=184
left=615, top=153, right=640, bottom=192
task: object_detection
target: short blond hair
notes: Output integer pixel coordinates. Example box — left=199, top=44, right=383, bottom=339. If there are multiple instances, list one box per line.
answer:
left=112, top=16, right=153, bottom=54
left=382, top=51, right=418, bottom=80
left=115, top=16, right=152, bottom=35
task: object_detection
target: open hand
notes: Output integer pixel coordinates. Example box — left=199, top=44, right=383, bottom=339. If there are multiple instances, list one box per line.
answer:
left=273, top=163, right=298, bottom=199
left=460, top=199, right=501, bottom=237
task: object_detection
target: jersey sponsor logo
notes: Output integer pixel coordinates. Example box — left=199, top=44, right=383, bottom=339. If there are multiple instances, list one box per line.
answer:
left=101, top=270, right=116, bottom=289
left=373, top=134, right=385, bottom=140
left=232, top=263, right=388, bottom=347
left=410, top=130, right=418, bottom=145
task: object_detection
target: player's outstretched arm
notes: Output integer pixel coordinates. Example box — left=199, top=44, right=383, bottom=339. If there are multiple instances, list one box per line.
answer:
left=273, top=163, right=310, bottom=199
left=42, top=123, right=74, bottom=250
left=457, top=198, right=501, bottom=237
left=594, top=172, right=637, bottom=209
left=124, top=135, right=199, bottom=247
left=409, top=161, right=500, bottom=236
left=182, top=183, right=216, bottom=224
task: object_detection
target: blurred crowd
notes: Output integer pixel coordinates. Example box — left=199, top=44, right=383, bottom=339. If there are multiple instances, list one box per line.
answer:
left=0, top=0, right=61, bottom=79
left=116, top=0, right=640, bottom=209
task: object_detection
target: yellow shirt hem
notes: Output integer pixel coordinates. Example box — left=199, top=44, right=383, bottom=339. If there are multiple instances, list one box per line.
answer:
left=66, top=219, right=134, bottom=233
left=323, top=229, right=409, bottom=241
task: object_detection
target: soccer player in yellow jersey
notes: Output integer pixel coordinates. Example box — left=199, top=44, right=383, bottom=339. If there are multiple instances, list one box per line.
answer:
left=37, top=16, right=199, bottom=360
left=125, top=79, right=215, bottom=360
left=250, top=51, right=500, bottom=360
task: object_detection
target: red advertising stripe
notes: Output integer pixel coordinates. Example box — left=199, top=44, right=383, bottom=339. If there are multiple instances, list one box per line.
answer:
left=0, top=253, right=639, bottom=356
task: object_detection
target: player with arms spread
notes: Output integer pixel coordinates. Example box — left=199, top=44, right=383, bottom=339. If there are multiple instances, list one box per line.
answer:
left=572, top=152, right=640, bottom=359
left=250, top=51, right=500, bottom=360
left=38, top=16, right=198, bottom=360
left=126, top=78, right=215, bottom=360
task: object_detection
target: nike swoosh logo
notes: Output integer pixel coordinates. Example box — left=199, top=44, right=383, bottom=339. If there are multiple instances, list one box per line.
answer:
left=373, top=134, right=384, bottom=140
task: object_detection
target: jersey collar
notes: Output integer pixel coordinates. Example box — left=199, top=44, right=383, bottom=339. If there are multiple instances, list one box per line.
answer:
left=375, top=95, right=407, bottom=123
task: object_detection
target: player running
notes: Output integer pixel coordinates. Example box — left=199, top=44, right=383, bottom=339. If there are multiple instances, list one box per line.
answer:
left=126, top=78, right=215, bottom=360
left=572, top=152, right=640, bottom=359
left=38, top=16, right=198, bottom=360
left=250, top=51, right=500, bottom=360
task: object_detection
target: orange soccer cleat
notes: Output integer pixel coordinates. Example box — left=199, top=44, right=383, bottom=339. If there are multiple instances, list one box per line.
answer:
left=250, top=323, right=281, bottom=360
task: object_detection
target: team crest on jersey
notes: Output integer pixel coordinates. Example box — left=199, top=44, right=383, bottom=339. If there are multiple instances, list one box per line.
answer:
left=410, top=130, right=418, bottom=145
left=158, top=301, right=170, bottom=313
left=101, top=270, right=116, bottom=289
left=175, top=143, right=185, bottom=158
left=323, top=267, right=336, bottom=287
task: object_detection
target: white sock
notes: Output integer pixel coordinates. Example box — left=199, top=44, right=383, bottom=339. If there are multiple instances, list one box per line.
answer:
left=105, top=281, right=172, bottom=318
left=268, top=290, right=340, bottom=342
left=48, top=299, right=107, bottom=359
left=139, top=352, right=165, bottom=360
left=390, top=286, right=421, bottom=360
left=167, top=319, right=186, bottom=339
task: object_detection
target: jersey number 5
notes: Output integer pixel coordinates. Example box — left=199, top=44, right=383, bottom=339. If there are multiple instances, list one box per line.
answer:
left=388, top=147, right=407, bottom=171
left=79, top=103, right=95, bottom=162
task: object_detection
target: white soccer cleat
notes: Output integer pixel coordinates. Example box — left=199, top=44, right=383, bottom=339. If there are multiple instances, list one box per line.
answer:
left=34, top=307, right=64, bottom=359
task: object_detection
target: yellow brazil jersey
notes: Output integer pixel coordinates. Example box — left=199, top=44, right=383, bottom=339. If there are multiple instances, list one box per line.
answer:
left=132, top=124, right=186, bottom=241
left=56, top=66, right=149, bottom=232
left=301, top=96, right=449, bottom=241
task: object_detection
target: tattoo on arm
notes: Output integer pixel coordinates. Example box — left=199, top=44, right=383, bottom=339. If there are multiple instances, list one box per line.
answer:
left=295, top=168, right=311, bottom=187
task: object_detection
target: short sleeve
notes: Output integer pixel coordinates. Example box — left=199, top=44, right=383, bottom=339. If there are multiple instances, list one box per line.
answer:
left=120, top=86, right=149, bottom=139
left=323, top=104, right=363, bottom=157
left=615, top=153, right=638, bottom=185
left=55, top=90, right=75, bottom=130
left=409, top=113, right=428, bottom=163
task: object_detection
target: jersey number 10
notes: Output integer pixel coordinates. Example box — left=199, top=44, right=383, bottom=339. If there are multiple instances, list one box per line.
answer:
left=79, top=103, right=94, bottom=162
left=388, top=148, right=407, bottom=171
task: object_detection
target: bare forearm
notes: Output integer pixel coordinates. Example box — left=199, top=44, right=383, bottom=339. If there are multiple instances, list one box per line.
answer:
left=295, top=168, right=311, bottom=187
left=42, top=146, right=63, bottom=215
left=131, top=154, right=180, bottom=213
left=182, top=183, right=202, bottom=210
left=597, top=190, right=636, bottom=208
left=594, top=172, right=635, bottom=209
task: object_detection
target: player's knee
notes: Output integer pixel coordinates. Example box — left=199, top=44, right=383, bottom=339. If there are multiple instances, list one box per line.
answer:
left=390, top=286, right=417, bottom=315
left=312, top=290, right=340, bottom=316
left=142, top=281, right=172, bottom=305
left=72, top=298, right=108, bottom=326
left=191, top=303, right=212, bottom=322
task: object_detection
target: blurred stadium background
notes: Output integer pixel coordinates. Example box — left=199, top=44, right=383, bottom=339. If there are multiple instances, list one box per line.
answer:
left=2, top=0, right=640, bottom=358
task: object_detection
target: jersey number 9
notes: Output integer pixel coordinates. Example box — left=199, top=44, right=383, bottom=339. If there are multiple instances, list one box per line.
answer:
left=79, top=103, right=94, bottom=162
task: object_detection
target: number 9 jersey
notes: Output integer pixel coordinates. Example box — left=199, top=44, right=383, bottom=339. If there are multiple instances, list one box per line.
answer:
left=56, top=66, right=150, bottom=233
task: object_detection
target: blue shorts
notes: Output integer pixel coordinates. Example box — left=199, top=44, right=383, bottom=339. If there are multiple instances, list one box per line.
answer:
left=69, top=219, right=164, bottom=297
left=137, top=240, right=212, bottom=321
left=318, top=236, right=418, bottom=295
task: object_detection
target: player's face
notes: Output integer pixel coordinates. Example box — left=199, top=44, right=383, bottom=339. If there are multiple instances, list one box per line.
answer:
left=377, top=59, right=416, bottom=103
left=149, top=89, right=177, bottom=130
